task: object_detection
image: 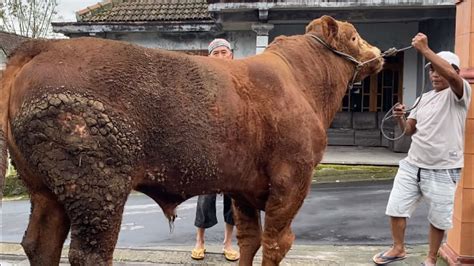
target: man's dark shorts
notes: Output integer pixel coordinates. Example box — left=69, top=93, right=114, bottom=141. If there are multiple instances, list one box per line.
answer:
left=194, top=194, right=234, bottom=228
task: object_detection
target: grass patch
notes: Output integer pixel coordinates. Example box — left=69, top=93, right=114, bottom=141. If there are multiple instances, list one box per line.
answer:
left=313, top=164, right=397, bottom=183
left=7, top=164, right=16, bottom=177
left=4, top=172, right=28, bottom=199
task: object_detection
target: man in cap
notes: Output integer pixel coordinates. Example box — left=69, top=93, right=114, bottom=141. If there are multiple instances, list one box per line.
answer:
left=191, top=38, right=239, bottom=262
left=207, top=38, right=233, bottom=59
left=373, top=33, right=471, bottom=265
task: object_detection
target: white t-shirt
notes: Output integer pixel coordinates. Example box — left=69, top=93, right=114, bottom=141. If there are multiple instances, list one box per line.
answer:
left=406, top=79, right=472, bottom=169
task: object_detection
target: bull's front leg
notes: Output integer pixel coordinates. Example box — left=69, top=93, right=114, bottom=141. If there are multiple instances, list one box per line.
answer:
left=233, top=199, right=262, bottom=265
left=261, top=162, right=313, bottom=266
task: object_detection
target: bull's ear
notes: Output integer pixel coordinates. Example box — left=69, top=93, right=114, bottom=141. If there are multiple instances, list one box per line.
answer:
left=320, top=16, right=338, bottom=42
left=306, top=15, right=339, bottom=45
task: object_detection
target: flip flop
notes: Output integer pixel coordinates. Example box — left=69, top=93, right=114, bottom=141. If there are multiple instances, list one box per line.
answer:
left=191, top=247, right=206, bottom=260
left=223, top=248, right=240, bottom=261
left=372, top=250, right=406, bottom=265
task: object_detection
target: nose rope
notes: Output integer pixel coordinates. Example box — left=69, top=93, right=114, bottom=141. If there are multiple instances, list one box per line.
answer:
left=307, top=34, right=412, bottom=91
left=361, top=46, right=413, bottom=66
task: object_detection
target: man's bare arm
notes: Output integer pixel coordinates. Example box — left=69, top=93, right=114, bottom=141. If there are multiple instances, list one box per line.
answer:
left=412, top=33, right=464, bottom=98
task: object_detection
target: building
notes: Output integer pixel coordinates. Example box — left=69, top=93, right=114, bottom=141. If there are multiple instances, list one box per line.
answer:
left=52, top=0, right=457, bottom=152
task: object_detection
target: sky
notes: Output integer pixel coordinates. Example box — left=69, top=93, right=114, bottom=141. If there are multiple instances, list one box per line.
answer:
left=54, top=0, right=101, bottom=22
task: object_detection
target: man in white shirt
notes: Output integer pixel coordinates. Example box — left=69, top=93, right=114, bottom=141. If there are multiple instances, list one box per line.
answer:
left=373, top=33, right=472, bottom=266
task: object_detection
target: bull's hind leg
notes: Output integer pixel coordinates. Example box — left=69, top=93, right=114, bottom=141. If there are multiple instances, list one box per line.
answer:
left=33, top=149, right=133, bottom=266
left=233, top=200, right=262, bottom=265
left=37, top=140, right=134, bottom=265
left=27, top=147, right=132, bottom=265
left=21, top=189, right=70, bottom=265
left=12, top=93, right=142, bottom=265
left=261, top=162, right=312, bottom=266
left=65, top=173, right=131, bottom=266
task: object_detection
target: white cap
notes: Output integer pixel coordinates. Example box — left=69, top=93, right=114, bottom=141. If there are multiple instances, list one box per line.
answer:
left=425, top=51, right=460, bottom=69
left=208, top=38, right=232, bottom=54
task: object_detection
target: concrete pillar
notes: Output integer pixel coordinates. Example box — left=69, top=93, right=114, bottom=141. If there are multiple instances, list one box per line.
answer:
left=439, top=0, right=474, bottom=265
left=251, top=23, right=274, bottom=55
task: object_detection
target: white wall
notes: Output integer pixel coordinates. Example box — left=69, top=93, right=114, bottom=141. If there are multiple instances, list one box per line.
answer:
left=226, top=31, right=256, bottom=59
left=403, top=48, right=421, bottom=106
left=0, top=51, right=6, bottom=70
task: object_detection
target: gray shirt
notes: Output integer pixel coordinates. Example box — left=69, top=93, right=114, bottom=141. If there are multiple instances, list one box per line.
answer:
left=406, top=79, right=472, bottom=169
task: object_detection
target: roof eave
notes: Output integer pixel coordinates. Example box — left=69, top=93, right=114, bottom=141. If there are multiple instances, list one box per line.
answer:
left=51, top=21, right=217, bottom=35
left=208, top=0, right=455, bottom=11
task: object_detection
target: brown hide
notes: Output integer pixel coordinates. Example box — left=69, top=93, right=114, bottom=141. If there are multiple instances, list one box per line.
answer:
left=0, top=16, right=383, bottom=265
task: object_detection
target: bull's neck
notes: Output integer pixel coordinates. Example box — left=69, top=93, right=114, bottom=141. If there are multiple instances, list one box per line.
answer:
left=265, top=35, right=355, bottom=128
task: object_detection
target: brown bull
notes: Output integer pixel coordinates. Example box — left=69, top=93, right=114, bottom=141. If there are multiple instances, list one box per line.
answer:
left=0, top=16, right=383, bottom=265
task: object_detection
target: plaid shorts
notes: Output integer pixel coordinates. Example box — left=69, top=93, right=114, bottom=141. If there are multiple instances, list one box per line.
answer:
left=385, top=159, right=461, bottom=230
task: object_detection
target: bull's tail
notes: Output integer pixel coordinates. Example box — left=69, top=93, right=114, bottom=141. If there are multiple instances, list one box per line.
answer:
left=0, top=62, right=13, bottom=200
left=0, top=39, right=50, bottom=200
left=0, top=99, right=7, bottom=200
left=0, top=60, right=12, bottom=200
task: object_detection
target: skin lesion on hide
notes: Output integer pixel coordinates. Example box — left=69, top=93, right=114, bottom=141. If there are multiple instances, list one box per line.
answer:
left=14, top=91, right=143, bottom=160
left=57, top=112, right=90, bottom=138
left=11, top=92, right=145, bottom=204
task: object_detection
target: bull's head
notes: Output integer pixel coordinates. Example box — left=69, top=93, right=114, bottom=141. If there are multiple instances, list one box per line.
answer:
left=305, top=15, right=384, bottom=82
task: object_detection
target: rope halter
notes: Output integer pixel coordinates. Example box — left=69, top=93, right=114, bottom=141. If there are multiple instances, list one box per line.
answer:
left=306, top=33, right=412, bottom=91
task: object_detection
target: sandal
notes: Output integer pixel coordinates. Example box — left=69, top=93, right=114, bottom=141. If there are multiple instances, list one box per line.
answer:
left=372, top=250, right=406, bottom=265
left=223, top=248, right=240, bottom=261
left=191, top=247, right=206, bottom=260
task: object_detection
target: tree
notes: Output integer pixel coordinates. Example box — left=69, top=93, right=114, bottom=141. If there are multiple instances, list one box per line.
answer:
left=0, top=0, right=58, bottom=38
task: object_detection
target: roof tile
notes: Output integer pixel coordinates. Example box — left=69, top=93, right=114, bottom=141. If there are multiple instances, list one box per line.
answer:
left=78, top=0, right=212, bottom=22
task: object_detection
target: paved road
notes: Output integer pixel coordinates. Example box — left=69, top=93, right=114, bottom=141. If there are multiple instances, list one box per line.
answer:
left=1, top=180, right=430, bottom=248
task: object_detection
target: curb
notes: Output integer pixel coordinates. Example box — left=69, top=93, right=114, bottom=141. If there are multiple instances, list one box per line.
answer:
left=0, top=243, right=432, bottom=265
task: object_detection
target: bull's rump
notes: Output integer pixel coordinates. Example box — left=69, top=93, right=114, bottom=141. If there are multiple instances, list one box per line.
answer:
left=7, top=38, right=241, bottom=195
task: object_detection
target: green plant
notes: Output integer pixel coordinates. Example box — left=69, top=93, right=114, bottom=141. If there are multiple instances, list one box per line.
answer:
left=4, top=158, right=27, bottom=198
left=5, top=172, right=27, bottom=198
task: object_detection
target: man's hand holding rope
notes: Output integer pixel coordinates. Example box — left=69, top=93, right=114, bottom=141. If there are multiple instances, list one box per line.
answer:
left=392, top=103, right=417, bottom=136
